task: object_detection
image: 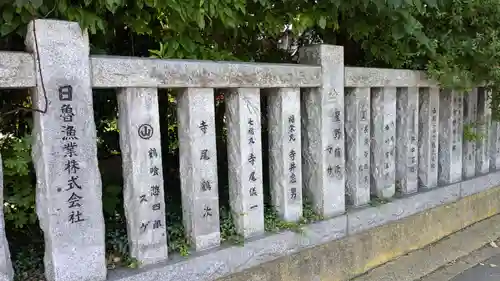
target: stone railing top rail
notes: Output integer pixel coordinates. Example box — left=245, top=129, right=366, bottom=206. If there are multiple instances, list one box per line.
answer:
left=0, top=52, right=35, bottom=88
left=344, top=66, right=438, bottom=87
left=0, top=51, right=437, bottom=89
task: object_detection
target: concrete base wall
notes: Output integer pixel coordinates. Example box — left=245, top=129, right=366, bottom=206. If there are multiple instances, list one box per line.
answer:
left=217, top=187, right=500, bottom=281
left=109, top=172, right=500, bottom=281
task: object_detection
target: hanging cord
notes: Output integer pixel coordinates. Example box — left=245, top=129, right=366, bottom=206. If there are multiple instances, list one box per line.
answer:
left=0, top=21, right=49, bottom=120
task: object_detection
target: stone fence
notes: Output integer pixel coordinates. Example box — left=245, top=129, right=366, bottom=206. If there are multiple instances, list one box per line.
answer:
left=0, top=19, right=499, bottom=281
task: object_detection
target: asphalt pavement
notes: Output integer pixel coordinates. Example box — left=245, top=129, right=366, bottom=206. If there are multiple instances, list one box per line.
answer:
left=451, top=253, right=500, bottom=281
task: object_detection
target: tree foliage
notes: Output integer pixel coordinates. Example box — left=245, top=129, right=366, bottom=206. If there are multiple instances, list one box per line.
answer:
left=2, top=0, right=500, bottom=87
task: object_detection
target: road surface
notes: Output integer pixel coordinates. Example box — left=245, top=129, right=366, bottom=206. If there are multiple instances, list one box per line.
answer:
left=451, top=254, right=500, bottom=281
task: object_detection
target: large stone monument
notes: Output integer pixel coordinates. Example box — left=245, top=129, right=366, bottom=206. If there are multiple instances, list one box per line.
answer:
left=27, top=19, right=106, bottom=281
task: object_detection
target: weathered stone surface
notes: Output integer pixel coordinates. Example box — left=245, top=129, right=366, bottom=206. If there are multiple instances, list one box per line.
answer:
left=490, top=121, right=500, bottom=171
left=461, top=170, right=500, bottom=197
left=105, top=170, right=500, bottom=281
left=371, top=87, right=397, bottom=199
left=117, top=88, right=168, bottom=264
left=463, top=89, right=478, bottom=178
left=344, top=67, right=438, bottom=88
left=0, top=155, right=13, bottom=281
left=396, top=87, right=419, bottom=195
left=0, top=52, right=35, bottom=88
left=177, top=88, right=221, bottom=250
left=347, top=181, right=461, bottom=234
left=91, top=60, right=436, bottom=89
left=418, top=88, right=439, bottom=189
left=439, top=90, right=463, bottom=184
left=26, top=19, right=106, bottom=281
left=90, top=57, right=321, bottom=88
left=108, top=214, right=347, bottom=281
left=298, top=45, right=346, bottom=217
left=476, top=88, right=491, bottom=175
left=345, top=87, right=371, bottom=206
left=267, top=88, right=303, bottom=222
left=226, top=88, right=264, bottom=238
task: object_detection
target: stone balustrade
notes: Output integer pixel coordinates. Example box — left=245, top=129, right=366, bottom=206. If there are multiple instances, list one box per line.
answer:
left=0, top=19, right=499, bottom=281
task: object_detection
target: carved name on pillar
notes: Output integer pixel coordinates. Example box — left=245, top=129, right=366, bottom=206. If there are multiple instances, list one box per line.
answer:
left=476, top=88, right=491, bottom=174
left=462, top=90, right=478, bottom=178
left=27, top=19, right=106, bottom=281
left=298, top=45, right=346, bottom=217
left=226, top=88, right=264, bottom=237
left=345, top=87, right=371, bottom=206
left=371, top=87, right=396, bottom=199
left=177, top=88, right=221, bottom=251
left=118, top=88, right=168, bottom=264
left=418, top=88, right=439, bottom=189
left=438, top=90, right=463, bottom=184
left=396, top=87, right=419, bottom=194
left=268, top=88, right=303, bottom=222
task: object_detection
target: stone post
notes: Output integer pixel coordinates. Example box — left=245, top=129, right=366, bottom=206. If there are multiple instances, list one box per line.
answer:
left=396, top=87, right=419, bottom=195
left=476, top=88, right=491, bottom=174
left=226, top=88, right=264, bottom=238
left=345, top=87, right=371, bottom=206
left=489, top=90, right=500, bottom=171
left=26, top=19, right=106, bottom=281
left=462, top=89, right=478, bottom=178
left=177, top=88, right=221, bottom=250
left=117, top=88, right=168, bottom=264
left=438, top=90, right=463, bottom=184
left=490, top=120, right=500, bottom=171
left=418, top=88, right=439, bottom=189
left=298, top=45, right=346, bottom=217
left=267, top=88, right=303, bottom=222
left=371, top=87, right=397, bottom=199
left=0, top=154, right=13, bottom=281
